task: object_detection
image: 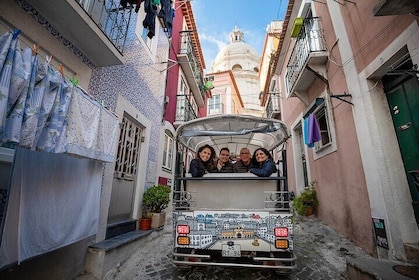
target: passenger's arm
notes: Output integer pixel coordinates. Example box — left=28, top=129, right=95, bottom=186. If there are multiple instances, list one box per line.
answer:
left=189, top=159, right=205, bottom=177
left=249, top=160, right=277, bottom=177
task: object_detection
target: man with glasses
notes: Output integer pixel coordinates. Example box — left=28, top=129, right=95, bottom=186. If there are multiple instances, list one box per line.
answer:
left=233, top=147, right=254, bottom=173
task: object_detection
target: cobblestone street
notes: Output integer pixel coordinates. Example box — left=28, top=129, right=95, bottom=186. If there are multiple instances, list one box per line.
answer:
left=104, top=216, right=371, bottom=280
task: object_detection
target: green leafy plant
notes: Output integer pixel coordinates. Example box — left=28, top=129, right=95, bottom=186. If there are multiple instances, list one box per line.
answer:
left=142, top=184, right=171, bottom=213
left=141, top=211, right=152, bottom=219
left=293, top=180, right=318, bottom=216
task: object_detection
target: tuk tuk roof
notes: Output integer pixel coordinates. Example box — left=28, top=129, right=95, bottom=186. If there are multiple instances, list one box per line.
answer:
left=175, top=114, right=291, bottom=156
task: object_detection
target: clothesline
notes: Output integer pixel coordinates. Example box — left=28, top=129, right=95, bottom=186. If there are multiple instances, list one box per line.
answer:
left=0, top=20, right=78, bottom=82
left=0, top=30, right=119, bottom=162
left=0, top=23, right=118, bottom=116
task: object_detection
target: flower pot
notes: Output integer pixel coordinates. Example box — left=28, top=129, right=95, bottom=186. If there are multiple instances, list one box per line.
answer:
left=151, top=212, right=166, bottom=229
left=139, top=218, right=152, bottom=230
left=305, top=205, right=314, bottom=216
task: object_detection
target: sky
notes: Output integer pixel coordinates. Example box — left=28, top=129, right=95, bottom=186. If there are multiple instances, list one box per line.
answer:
left=190, top=0, right=289, bottom=72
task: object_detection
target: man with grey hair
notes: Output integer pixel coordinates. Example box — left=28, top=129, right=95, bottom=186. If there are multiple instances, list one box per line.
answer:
left=233, top=147, right=253, bottom=173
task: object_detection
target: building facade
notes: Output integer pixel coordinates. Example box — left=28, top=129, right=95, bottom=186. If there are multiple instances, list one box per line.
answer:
left=211, top=26, right=264, bottom=117
left=0, top=0, right=181, bottom=278
left=205, top=70, right=244, bottom=116
left=160, top=0, right=208, bottom=188
left=262, top=0, right=419, bottom=261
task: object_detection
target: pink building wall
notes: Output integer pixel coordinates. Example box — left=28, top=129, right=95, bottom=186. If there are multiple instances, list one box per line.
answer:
left=278, top=0, right=419, bottom=258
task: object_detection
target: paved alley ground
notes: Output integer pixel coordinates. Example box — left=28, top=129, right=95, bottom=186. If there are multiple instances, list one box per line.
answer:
left=104, top=216, right=371, bottom=280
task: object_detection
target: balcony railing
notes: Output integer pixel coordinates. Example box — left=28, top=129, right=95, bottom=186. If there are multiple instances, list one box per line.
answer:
left=76, top=0, right=133, bottom=53
left=175, top=95, right=197, bottom=123
left=177, top=31, right=205, bottom=107
left=266, top=93, right=281, bottom=119
left=285, top=17, right=327, bottom=97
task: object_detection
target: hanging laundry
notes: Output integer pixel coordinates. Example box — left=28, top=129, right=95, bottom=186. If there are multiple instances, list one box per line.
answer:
left=303, top=113, right=321, bottom=148
left=120, top=0, right=144, bottom=13
left=0, top=30, right=21, bottom=138
left=303, top=116, right=314, bottom=148
left=2, top=47, right=32, bottom=143
left=35, top=78, right=72, bottom=153
left=143, top=0, right=158, bottom=39
left=19, top=61, right=51, bottom=148
left=308, top=113, right=321, bottom=145
left=0, top=31, right=119, bottom=162
left=158, top=0, right=174, bottom=37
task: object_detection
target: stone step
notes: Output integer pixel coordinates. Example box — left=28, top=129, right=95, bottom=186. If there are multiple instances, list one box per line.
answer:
left=405, top=243, right=419, bottom=263
left=347, top=257, right=419, bottom=280
left=82, top=228, right=164, bottom=279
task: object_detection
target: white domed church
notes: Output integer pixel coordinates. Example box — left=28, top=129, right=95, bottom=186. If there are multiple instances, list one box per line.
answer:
left=210, top=26, right=263, bottom=117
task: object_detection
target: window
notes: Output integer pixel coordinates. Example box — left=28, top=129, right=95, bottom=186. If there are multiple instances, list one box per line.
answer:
left=142, top=28, right=153, bottom=50
left=162, top=130, right=174, bottom=170
left=136, top=6, right=158, bottom=56
left=208, top=94, right=222, bottom=114
left=179, top=77, right=188, bottom=95
left=314, top=103, right=331, bottom=151
left=205, top=75, right=214, bottom=82
left=232, top=64, right=242, bottom=71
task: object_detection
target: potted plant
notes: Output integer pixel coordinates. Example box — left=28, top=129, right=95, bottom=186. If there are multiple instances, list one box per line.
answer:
left=293, top=180, right=318, bottom=216
left=142, top=184, right=171, bottom=229
left=138, top=210, right=152, bottom=230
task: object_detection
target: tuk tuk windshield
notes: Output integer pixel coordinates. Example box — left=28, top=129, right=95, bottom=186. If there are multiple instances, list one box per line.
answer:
left=175, top=114, right=291, bottom=155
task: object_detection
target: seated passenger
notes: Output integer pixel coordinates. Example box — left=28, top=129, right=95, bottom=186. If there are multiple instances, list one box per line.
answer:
left=233, top=147, right=254, bottom=173
left=209, top=147, right=234, bottom=173
left=249, top=147, right=277, bottom=177
left=189, top=144, right=215, bottom=177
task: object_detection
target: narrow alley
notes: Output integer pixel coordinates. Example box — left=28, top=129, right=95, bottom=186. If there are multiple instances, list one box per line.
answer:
left=101, top=216, right=373, bottom=280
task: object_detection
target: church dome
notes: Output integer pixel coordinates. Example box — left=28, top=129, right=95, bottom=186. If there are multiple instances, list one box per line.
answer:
left=211, top=26, right=260, bottom=73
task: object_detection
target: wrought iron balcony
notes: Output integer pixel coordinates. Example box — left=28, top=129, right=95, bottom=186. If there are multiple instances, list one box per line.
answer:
left=373, top=0, right=419, bottom=16
left=285, top=17, right=328, bottom=99
left=177, top=31, right=206, bottom=107
left=23, top=0, right=131, bottom=67
left=266, top=93, right=281, bottom=119
left=174, top=95, right=198, bottom=125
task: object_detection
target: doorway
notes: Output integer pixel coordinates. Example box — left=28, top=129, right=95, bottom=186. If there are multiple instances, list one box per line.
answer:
left=108, top=114, right=143, bottom=225
left=383, top=58, right=419, bottom=223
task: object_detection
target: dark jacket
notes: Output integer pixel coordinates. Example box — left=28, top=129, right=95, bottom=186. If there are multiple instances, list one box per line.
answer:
left=189, top=158, right=208, bottom=177
left=209, top=160, right=234, bottom=173
left=233, top=160, right=253, bottom=173
left=249, top=159, right=277, bottom=177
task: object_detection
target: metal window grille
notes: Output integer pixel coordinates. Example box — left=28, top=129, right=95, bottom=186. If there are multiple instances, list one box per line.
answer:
left=114, top=115, right=142, bottom=180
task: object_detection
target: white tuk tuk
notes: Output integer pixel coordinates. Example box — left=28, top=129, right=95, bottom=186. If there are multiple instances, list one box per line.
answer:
left=171, top=114, right=296, bottom=273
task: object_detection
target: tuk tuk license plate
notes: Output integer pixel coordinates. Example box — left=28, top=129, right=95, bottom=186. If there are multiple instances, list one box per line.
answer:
left=222, top=244, right=241, bottom=257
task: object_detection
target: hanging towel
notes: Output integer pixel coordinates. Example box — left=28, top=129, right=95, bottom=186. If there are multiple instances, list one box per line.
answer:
left=308, top=113, right=321, bottom=144
left=63, top=87, right=119, bottom=162
left=0, top=31, right=19, bottom=137
left=303, top=117, right=313, bottom=148
left=1, top=46, right=32, bottom=143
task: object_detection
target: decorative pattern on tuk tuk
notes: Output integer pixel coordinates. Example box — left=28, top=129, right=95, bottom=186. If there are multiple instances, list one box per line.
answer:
left=174, top=211, right=293, bottom=251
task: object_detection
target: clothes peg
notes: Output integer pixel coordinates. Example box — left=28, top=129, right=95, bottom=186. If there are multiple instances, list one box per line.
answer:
left=32, top=44, right=39, bottom=56
left=46, top=55, right=53, bottom=65
left=12, top=29, right=21, bottom=39
left=59, top=64, right=64, bottom=77
left=70, top=76, right=79, bottom=86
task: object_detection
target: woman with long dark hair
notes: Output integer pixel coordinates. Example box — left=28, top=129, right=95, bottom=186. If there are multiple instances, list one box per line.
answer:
left=189, top=144, right=216, bottom=177
left=249, top=147, right=277, bottom=177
